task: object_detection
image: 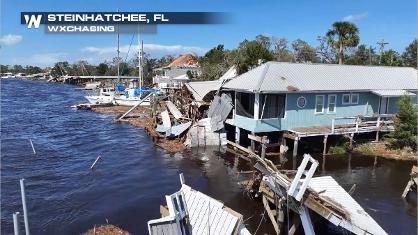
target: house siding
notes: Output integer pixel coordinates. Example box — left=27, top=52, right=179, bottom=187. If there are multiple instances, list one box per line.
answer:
left=281, top=92, right=380, bottom=130
left=230, top=91, right=408, bottom=133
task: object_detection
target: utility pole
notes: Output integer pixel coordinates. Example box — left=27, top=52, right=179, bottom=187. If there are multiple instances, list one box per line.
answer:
left=116, top=9, right=120, bottom=83
left=377, top=39, right=389, bottom=64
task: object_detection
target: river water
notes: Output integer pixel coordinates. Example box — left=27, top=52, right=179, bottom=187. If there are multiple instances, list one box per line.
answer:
left=1, top=79, right=416, bottom=235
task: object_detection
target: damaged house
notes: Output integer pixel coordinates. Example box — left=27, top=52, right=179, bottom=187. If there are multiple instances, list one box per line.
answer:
left=221, top=62, right=417, bottom=155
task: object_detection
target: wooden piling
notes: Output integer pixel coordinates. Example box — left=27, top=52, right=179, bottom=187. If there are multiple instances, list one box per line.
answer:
left=293, top=137, right=299, bottom=158
left=349, top=133, right=354, bottom=151
left=322, top=135, right=328, bottom=156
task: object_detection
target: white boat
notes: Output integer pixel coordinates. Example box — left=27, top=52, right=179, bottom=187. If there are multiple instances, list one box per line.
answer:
left=114, top=88, right=151, bottom=106
left=1, top=73, right=15, bottom=79
left=85, top=87, right=115, bottom=104
left=15, top=73, right=27, bottom=79
left=84, top=81, right=101, bottom=90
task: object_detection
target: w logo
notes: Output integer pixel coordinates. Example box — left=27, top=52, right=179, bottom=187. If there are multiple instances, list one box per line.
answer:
left=23, top=14, right=42, bottom=28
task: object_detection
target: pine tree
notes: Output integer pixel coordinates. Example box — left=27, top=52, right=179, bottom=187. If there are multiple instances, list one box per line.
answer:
left=388, top=95, right=417, bottom=150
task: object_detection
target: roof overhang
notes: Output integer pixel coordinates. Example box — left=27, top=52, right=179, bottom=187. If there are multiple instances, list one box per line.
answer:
left=371, top=89, right=416, bottom=97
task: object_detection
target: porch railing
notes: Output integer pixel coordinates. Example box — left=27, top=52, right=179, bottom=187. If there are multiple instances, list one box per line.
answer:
left=331, top=114, right=393, bottom=134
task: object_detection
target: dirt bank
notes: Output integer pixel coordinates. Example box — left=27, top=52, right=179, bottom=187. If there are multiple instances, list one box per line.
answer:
left=353, top=141, right=417, bottom=161
left=82, top=224, right=130, bottom=235
left=91, top=105, right=186, bottom=153
left=92, top=105, right=149, bottom=114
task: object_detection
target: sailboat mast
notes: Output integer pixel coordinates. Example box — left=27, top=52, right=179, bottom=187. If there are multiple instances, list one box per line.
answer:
left=138, top=30, right=142, bottom=88
left=141, top=40, right=144, bottom=88
left=117, top=25, right=120, bottom=83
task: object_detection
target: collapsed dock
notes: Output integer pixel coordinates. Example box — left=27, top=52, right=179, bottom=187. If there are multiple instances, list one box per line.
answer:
left=228, top=143, right=388, bottom=235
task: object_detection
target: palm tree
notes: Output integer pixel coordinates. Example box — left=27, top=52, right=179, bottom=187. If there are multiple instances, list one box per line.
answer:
left=326, top=21, right=360, bottom=64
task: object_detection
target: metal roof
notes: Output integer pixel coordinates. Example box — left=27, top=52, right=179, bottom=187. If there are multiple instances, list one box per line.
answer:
left=222, top=62, right=417, bottom=93
left=149, top=184, right=246, bottom=235
left=182, top=184, right=241, bottom=234
left=185, top=80, right=222, bottom=102
left=172, top=74, right=190, bottom=80
left=309, top=176, right=387, bottom=235
left=371, top=89, right=415, bottom=97
left=185, top=66, right=237, bottom=102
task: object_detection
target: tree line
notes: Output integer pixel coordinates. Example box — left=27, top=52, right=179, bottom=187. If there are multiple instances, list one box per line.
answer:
left=199, top=21, right=417, bottom=80
left=1, top=21, right=416, bottom=82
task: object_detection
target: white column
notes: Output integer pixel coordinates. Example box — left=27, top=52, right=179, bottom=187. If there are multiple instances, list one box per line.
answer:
left=254, top=93, right=260, bottom=120
left=235, top=127, right=240, bottom=144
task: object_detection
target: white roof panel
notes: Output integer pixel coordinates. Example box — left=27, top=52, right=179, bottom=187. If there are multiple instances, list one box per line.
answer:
left=223, top=62, right=417, bottom=93
left=182, top=185, right=240, bottom=235
left=185, top=80, right=222, bottom=102
left=309, top=176, right=387, bottom=235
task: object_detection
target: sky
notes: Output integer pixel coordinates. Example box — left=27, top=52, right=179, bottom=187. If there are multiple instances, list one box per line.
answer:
left=0, top=0, right=416, bottom=67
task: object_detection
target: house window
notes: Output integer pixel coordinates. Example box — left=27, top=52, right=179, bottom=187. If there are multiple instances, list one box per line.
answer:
left=328, top=95, right=337, bottom=113
left=259, top=94, right=285, bottom=118
left=315, top=95, right=325, bottom=114
left=351, top=94, right=359, bottom=104
left=342, top=94, right=350, bottom=105
left=236, top=92, right=254, bottom=118
left=297, top=96, right=306, bottom=108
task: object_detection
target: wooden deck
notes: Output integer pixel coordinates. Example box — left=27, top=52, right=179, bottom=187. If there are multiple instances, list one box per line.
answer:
left=289, top=114, right=393, bottom=138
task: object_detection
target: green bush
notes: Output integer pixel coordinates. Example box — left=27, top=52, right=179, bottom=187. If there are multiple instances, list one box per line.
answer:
left=386, top=95, right=417, bottom=150
left=355, top=143, right=373, bottom=155
left=329, top=145, right=347, bottom=155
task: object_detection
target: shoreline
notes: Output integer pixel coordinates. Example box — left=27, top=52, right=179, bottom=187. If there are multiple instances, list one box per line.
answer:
left=352, top=141, right=417, bottom=161
left=91, top=105, right=187, bottom=153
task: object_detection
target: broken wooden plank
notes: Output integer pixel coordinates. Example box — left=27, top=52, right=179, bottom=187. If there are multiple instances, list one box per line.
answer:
left=262, top=194, right=279, bottom=234
left=248, top=134, right=269, bottom=144
left=161, top=110, right=171, bottom=128
left=402, top=180, right=415, bottom=198
left=165, top=101, right=183, bottom=120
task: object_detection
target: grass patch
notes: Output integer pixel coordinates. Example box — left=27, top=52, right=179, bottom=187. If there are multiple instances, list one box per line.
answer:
left=328, top=145, right=347, bottom=155
left=355, top=143, right=373, bottom=155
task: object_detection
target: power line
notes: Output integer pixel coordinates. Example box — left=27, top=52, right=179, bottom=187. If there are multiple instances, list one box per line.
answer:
left=377, top=39, right=389, bottom=64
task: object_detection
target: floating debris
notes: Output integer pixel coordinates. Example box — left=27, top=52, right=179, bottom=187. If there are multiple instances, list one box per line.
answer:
left=82, top=224, right=130, bottom=235
left=29, top=138, right=36, bottom=155
left=90, top=156, right=102, bottom=170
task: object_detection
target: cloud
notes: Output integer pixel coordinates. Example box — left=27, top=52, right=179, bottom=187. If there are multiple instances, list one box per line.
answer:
left=82, top=43, right=208, bottom=57
left=343, top=12, right=368, bottom=22
left=30, top=53, right=67, bottom=66
left=0, top=34, right=23, bottom=45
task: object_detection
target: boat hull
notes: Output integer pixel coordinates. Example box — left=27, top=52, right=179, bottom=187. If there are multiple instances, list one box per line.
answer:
left=114, top=97, right=150, bottom=106
left=85, top=95, right=114, bottom=104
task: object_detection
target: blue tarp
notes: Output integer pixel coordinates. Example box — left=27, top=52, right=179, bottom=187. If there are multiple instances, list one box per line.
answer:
left=115, top=85, right=125, bottom=91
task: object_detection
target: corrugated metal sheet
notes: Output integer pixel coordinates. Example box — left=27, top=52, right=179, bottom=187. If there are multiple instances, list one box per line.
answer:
left=223, top=62, right=417, bottom=93
left=219, top=66, right=237, bottom=81
left=207, top=94, right=233, bottom=131
left=165, top=101, right=183, bottom=119
left=371, top=89, right=415, bottom=97
left=185, top=80, right=222, bottom=102
left=309, top=176, right=387, bottom=235
left=148, top=184, right=243, bottom=235
left=185, top=66, right=237, bottom=102
left=149, top=219, right=178, bottom=235
left=181, top=185, right=240, bottom=235
left=173, top=74, right=190, bottom=80
left=184, top=118, right=227, bottom=147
